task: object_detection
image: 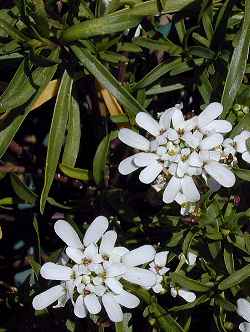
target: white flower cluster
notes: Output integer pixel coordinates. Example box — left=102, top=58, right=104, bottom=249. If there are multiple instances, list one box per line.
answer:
left=32, top=216, right=157, bottom=322
left=32, top=217, right=198, bottom=322
left=118, top=103, right=250, bottom=215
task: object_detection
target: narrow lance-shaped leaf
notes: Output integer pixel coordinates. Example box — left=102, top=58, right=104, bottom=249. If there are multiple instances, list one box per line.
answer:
left=40, top=71, right=73, bottom=213
left=71, top=45, right=146, bottom=117
left=221, top=0, right=250, bottom=117
left=0, top=48, right=60, bottom=158
left=62, top=96, right=81, bottom=167
left=93, top=130, right=118, bottom=185
left=62, top=0, right=195, bottom=41
left=10, top=174, right=37, bottom=204
left=59, top=163, right=89, bottom=181
left=172, top=272, right=213, bottom=292
left=218, top=264, right=250, bottom=290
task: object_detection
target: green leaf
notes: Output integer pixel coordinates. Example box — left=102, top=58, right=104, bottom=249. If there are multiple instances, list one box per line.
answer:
left=0, top=17, right=28, bottom=42
left=62, top=97, right=81, bottom=167
left=63, top=12, right=141, bottom=40
left=40, top=71, right=73, bottom=213
left=146, top=83, right=184, bottom=95
left=234, top=168, right=250, bottom=181
left=33, top=216, right=41, bottom=264
left=59, top=163, right=90, bottom=181
left=71, top=45, right=146, bottom=117
left=133, top=58, right=182, bottom=90
left=172, top=272, right=213, bottom=292
left=63, top=0, right=195, bottom=41
left=134, top=37, right=182, bottom=54
left=10, top=174, right=37, bottom=204
left=189, top=46, right=215, bottom=59
left=218, top=264, right=250, bottom=290
left=169, top=295, right=210, bottom=312
left=93, top=130, right=118, bottom=185
left=32, top=0, right=50, bottom=38
left=115, top=313, right=132, bottom=332
left=223, top=247, right=234, bottom=274
left=0, top=49, right=59, bottom=158
left=221, top=0, right=250, bottom=117
left=182, top=230, right=198, bottom=257
left=47, top=197, right=72, bottom=210
left=149, top=303, right=185, bottom=332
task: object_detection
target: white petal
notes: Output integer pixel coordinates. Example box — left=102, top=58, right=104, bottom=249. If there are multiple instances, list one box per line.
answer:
left=118, top=155, right=139, bottom=175
left=123, top=267, right=156, bottom=288
left=74, top=295, right=87, bottom=318
left=181, top=176, right=200, bottom=202
left=198, top=102, right=223, bottom=128
left=32, top=285, right=65, bottom=310
left=105, top=277, right=124, bottom=294
left=105, top=262, right=127, bottom=277
left=170, top=287, right=178, bottom=298
left=118, top=128, right=150, bottom=151
left=114, top=290, right=140, bottom=308
left=155, top=251, right=169, bottom=267
left=187, top=252, right=197, bottom=266
left=40, top=263, right=72, bottom=281
left=83, top=216, right=109, bottom=246
left=237, top=298, right=250, bottom=322
left=54, top=220, right=83, bottom=248
left=134, top=152, right=158, bottom=167
left=66, top=247, right=84, bottom=264
left=122, top=245, right=156, bottom=267
left=135, top=112, right=161, bottom=137
left=176, top=161, right=188, bottom=178
left=203, top=120, right=232, bottom=133
left=184, top=132, right=201, bottom=149
left=184, top=117, right=197, bottom=131
left=242, top=152, right=250, bottom=163
left=110, top=247, right=129, bottom=263
left=102, top=293, right=123, bottom=322
left=163, top=176, right=182, bottom=203
left=189, top=151, right=203, bottom=167
left=100, top=230, right=117, bottom=255
left=166, top=128, right=179, bottom=141
left=239, top=322, right=250, bottom=332
left=175, top=192, right=187, bottom=205
left=172, top=109, right=185, bottom=130
left=84, top=293, right=101, bottom=314
left=139, top=161, right=163, bottom=184
left=204, top=161, right=235, bottom=187
left=178, top=289, right=196, bottom=302
left=199, top=134, right=223, bottom=150
left=159, top=108, right=176, bottom=130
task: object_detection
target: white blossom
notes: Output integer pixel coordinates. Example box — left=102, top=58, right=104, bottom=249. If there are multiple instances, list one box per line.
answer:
left=33, top=217, right=156, bottom=322
left=148, top=251, right=170, bottom=294
left=170, top=285, right=196, bottom=303
left=118, top=102, right=245, bottom=213
left=237, top=298, right=250, bottom=332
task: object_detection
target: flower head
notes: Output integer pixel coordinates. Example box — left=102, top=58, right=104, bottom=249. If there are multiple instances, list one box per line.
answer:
left=32, top=217, right=156, bottom=322
left=118, top=102, right=249, bottom=214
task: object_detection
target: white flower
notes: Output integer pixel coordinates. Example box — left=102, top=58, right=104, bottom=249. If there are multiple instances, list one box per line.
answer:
left=234, top=131, right=250, bottom=163
left=237, top=298, right=250, bottom=332
left=32, top=217, right=156, bottom=323
left=163, top=175, right=200, bottom=204
left=197, top=102, right=232, bottom=135
left=149, top=251, right=170, bottom=294
left=187, top=252, right=197, bottom=266
left=170, top=285, right=196, bottom=303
